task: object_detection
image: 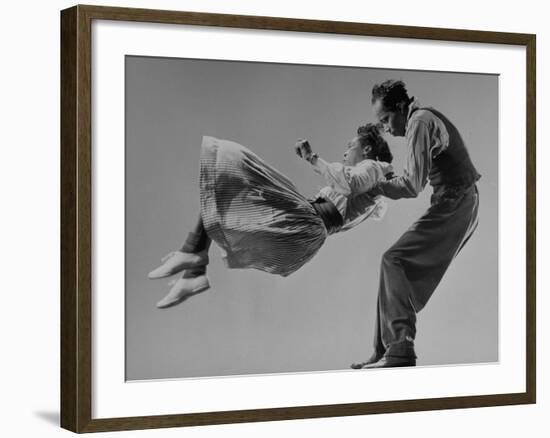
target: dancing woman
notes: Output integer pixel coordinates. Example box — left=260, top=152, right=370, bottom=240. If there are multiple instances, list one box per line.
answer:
left=148, top=123, right=393, bottom=308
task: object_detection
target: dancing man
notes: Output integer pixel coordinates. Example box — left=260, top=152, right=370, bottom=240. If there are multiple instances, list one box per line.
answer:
left=352, top=80, right=481, bottom=369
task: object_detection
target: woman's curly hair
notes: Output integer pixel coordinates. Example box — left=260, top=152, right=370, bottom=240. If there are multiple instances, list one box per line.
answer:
left=357, top=123, right=393, bottom=163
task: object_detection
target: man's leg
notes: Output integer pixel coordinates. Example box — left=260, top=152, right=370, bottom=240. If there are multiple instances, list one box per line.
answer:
left=364, top=186, right=479, bottom=367
left=371, top=240, right=420, bottom=364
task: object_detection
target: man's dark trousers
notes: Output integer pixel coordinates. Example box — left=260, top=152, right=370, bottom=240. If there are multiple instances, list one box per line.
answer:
left=373, top=184, right=480, bottom=359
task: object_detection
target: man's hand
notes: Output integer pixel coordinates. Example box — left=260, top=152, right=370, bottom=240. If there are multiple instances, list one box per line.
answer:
left=367, top=183, right=384, bottom=197
left=295, top=139, right=314, bottom=162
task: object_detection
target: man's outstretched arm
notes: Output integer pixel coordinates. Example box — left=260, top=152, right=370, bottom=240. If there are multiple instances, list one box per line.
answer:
left=373, top=119, right=433, bottom=200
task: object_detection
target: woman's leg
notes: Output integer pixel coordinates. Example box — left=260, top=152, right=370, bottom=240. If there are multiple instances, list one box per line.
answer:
left=148, top=214, right=211, bottom=279
left=155, top=215, right=212, bottom=308
left=180, top=215, right=211, bottom=278
left=180, top=214, right=211, bottom=254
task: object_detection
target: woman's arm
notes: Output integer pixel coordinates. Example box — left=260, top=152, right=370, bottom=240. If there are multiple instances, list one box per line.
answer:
left=295, top=140, right=392, bottom=195
left=313, top=158, right=392, bottom=195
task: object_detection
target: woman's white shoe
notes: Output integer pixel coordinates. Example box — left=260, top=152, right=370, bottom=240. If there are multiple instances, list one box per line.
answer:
left=148, top=250, right=209, bottom=279
left=156, top=275, right=210, bottom=309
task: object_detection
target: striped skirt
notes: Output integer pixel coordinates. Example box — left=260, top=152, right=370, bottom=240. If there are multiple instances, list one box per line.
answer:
left=199, top=136, right=327, bottom=277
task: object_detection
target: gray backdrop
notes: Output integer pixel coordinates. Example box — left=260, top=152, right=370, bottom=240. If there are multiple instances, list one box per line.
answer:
left=125, top=56, right=498, bottom=380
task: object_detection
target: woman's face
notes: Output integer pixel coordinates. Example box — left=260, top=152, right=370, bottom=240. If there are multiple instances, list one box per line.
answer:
left=343, top=136, right=369, bottom=166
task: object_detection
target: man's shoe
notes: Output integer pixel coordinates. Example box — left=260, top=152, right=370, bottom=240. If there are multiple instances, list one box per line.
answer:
left=148, top=250, right=209, bottom=279
left=361, top=355, right=416, bottom=369
left=350, top=351, right=384, bottom=369
left=156, top=274, right=210, bottom=309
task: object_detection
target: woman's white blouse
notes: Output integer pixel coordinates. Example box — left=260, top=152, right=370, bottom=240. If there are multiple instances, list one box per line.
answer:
left=311, top=157, right=393, bottom=227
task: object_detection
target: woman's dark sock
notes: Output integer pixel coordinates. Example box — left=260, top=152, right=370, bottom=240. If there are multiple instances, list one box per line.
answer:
left=180, top=216, right=211, bottom=253
left=180, top=231, right=210, bottom=253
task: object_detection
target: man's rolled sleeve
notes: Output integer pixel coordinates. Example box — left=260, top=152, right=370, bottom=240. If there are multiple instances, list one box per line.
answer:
left=375, top=120, right=432, bottom=200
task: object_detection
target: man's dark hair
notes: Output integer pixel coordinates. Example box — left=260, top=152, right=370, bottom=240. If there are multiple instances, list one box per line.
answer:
left=357, top=123, right=393, bottom=163
left=371, top=79, right=411, bottom=111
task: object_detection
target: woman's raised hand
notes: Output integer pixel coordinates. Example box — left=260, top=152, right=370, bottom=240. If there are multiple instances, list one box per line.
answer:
left=295, top=139, right=313, bottom=162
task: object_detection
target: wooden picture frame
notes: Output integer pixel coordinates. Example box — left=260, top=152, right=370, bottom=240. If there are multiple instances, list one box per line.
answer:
left=61, top=4, right=536, bottom=433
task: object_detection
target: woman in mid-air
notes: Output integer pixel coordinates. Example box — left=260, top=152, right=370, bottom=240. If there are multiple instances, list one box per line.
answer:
left=148, top=123, right=393, bottom=308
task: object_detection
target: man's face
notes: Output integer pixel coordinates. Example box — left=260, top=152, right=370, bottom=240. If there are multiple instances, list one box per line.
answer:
left=373, top=99, right=407, bottom=137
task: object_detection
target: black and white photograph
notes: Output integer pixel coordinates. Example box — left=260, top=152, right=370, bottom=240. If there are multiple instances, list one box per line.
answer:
left=3, top=0, right=544, bottom=436
left=125, top=57, right=498, bottom=380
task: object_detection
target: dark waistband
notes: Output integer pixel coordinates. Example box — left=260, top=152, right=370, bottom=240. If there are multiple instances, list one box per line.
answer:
left=310, top=198, right=344, bottom=235
left=431, top=182, right=478, bottom=204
